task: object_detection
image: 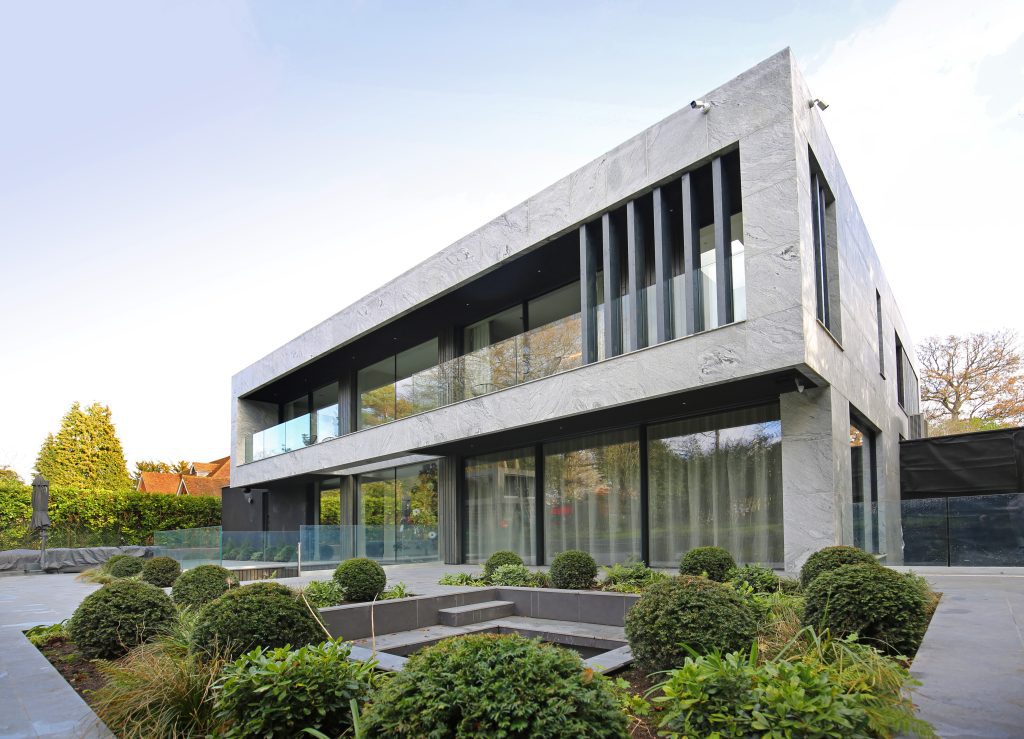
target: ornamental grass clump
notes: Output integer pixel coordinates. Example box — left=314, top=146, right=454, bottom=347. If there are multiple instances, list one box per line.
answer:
left=799, top=545, right=879, bottom=588
left=483, top=549, right=524, bottom=577
left=68, top=579, right=177, bottom=659
left=361, top=633, right=627, bottom=738
left=549, top=549, right=598, bottom=590
left=191, top=582, right=323, bottom=660
left=625, top=576, right=757, bottom=672
left=212, top=639, right=379, bottom=738
left=600, top=560, right=668, bottom=593
left=679, top=545, right=736, bottom=582
left=802, top=563, right=929, bottom=657
left=108, top=555, right=145, bottom=579
left=171, top=565, right=238, bottom=609
left=333, top=557, right=386, bottom=602
left=140, top=556, right=182, bottom=588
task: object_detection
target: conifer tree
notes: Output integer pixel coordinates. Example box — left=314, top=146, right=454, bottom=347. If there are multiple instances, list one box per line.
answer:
left=35, top=402, right=131, bottom=490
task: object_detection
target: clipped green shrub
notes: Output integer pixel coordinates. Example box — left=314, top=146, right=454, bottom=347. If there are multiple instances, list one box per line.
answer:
left=679, top=546, right=736, bottom=582
left=726, top=564, right=781, bottom=593
left=333, top=558, right=386, bottom=602
left=483, top=550, right=524, bottom=577
left=488, top=563, right=535, bottom=587
left=362, top=633, right=627, bottom=737
left=171, top=564, right=239, bottom=609
left=68, top=580, right=176, bottom=659
left=300, top=580, right=345, bottom=608
left=103, top=553, right=131, bottom=572
left=249, top=550, right=264, bottom=561
left=140, top=556, right=182, bottom=588
left=191, top=582, right=322, bottom=660
left=799, top=545, right=878, bottom=588
left=549, top=550, right=597, bottom=590
left=625, top=576, right=757, bottom=672
left=108, top=555, right=145, bottom=578
left=272, top=545, right=296, bottom=563
left=803, top=564, right=929, bottom=656
left=212, top=639, right=378, bottom=738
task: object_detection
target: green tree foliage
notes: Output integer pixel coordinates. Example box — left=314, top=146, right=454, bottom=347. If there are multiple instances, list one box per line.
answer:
left=36, top=402, right=131, bottom=490
left=0, top=466, right=22, bottom=484
left=0, top=481, right=220, bottom=549
left=132, top=459, right=191, bottom=484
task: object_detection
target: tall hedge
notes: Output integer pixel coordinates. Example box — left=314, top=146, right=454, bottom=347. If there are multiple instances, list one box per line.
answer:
left=0, top=481, right=220, bottom=550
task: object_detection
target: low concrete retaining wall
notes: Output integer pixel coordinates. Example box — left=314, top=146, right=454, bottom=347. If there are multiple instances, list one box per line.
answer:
left=318, top=587, right=640, bottom=641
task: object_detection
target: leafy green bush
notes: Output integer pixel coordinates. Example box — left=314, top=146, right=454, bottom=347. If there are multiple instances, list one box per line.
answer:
left=800, top=545, right=878, bottom=588
left=140, top=556, right=181, bottom=588
left=482, top=550, right=524, bottom=577
left=803, top=564, right=929, bottom=656
left=333, top=558, right=386, bottom=602
left=625, top=576, right=757, bottom=671
left=549, top=549, right=597, bottom=590
left=438, top=572, right=487, bottom=587
left=361, top=633, right=627, bottom=737
left=25, top=620, right=68, bottom=647
left=654, top=645, right=873, bottom=737
left=488, top=563, right=535, bottom=587
left=68, top=580, right=177, bottom=659
left=726, top=563, right=781, bottom=593
left=0, top=482, right=220, bottom=549
left=679, top=545, right=736, bottom=581
left=600, top=560, right=668, bottom=593
left=191, top=582, right=323, bottom=660
left=212, top=640, right=378, bottom=738
left=103, top=554, right=131, bottom=572
left=379, top=581, right=412, bottom=600
left=171, top=565, right=238, bottom=609
left=300, top=579, right=345, bottom=608
left=108, top=555, right=145, bottom=578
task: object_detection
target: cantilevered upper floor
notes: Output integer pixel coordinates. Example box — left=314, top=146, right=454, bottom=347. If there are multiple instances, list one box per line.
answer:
left=230, top=48, right=920, bottom=488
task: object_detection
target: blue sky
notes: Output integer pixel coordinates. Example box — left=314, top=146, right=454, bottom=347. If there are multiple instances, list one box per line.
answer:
left=1, top=1, right=1021, bottom=481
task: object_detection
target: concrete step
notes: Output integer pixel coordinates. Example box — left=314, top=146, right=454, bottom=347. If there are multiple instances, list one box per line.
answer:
left=437, top=600, right=515, bottom=626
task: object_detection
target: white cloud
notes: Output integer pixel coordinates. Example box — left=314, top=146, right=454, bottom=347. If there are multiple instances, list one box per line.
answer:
left=807, top=0, right=1024, bottom=345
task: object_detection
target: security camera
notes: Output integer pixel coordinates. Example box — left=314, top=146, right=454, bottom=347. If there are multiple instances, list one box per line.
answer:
left=809, top=98, right=829, bottom=111
left=690, top=99, right=711, bottom=113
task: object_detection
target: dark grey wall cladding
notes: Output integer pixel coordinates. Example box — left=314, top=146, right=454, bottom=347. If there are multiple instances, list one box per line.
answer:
left=221, top=487, right=264, bottom=531
left=319, top=587, right=640, bottom=641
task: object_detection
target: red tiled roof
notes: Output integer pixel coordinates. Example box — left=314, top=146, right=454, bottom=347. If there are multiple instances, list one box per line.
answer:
left=206, top=456, right=231, bottom=479
left=178, top=476, right=225, bottom=498
left=137, top=472, right=182, bottom=494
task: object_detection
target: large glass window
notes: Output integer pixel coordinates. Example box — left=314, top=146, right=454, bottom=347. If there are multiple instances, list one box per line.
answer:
left=850, top=418, right=879, bottom=553
left=811, top=150, right=841, bottom=339
left=524, top=283, right=582, bottom=381
left=543, top=429, right=641, bottom=564
left=357, top=462, right=438, bottom=562
left=357, top=339, right=439, bottom=429
left=648, top=406, right=782, bottom=568
left=313, top=382, right=340, bottom=442
left=464, top=448, right=536, bottom=564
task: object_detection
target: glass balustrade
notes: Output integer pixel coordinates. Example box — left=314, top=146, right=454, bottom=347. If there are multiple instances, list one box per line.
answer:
left=246, top=313, right=585, bottom=462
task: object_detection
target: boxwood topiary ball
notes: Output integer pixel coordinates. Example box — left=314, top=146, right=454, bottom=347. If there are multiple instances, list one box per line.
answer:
left=107, top=555, right=145, bottom=578
left=802, top=563, right=929, bottom=656
left=171, top=564, right=239, bottom=609
left=362, top=633, right=627, bottom=738
left=333, top=558, right=386, bottom=602
left=191, top=582, right=322, bottom=660
left=625, top=576, right=758, bottom=672
left=799, top=545, right=878, bottom=588
left=68, top=579, right=177, bottom=659
left=140, top=556, right=182, bottom=588
left=483, top=550, right=524, bottom=578
left=679, top=546, right=736, bottom=582
left=549, top=550, right=598, bottom=590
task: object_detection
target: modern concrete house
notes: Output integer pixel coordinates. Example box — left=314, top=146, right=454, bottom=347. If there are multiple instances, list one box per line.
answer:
left=228, top=49, right=922, bottom=573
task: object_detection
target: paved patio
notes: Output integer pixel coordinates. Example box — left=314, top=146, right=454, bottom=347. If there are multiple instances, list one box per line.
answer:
left=1, top=563, right=1022, bottom=738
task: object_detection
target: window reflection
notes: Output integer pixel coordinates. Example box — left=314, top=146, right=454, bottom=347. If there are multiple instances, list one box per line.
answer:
left=464, top=449, right=536, bottom=564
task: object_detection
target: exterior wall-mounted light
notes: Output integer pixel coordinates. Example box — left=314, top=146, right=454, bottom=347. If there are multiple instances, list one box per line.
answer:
left=809, top=98, right=829, bottom=111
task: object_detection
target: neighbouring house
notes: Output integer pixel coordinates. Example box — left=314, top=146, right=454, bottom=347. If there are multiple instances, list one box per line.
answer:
left=137, top=457, right=229, bottom=498
left=226, top=49, right=926, bottom=573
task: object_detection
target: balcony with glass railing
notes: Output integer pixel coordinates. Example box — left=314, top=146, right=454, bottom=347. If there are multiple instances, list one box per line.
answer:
left=244, top=313, right=583, bottom=463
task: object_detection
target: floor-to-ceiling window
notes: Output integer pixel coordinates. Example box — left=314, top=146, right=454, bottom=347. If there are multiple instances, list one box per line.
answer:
left=357, top=339, right=439, bottom=429
left=464, top=448, right=536, bottom=564
left=357, top=462, right=438, bottom=562
left=647, top=405, right=782, bottom=568
left=543, top=429, right=641, bottom=565
left=850, top=418, right=879, bottom=554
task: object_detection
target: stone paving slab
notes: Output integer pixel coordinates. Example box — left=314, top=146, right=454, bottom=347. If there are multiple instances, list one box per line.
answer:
left=906, top=573, right=1024, bottom=739
left=0, top=574, right=112, bottom=739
